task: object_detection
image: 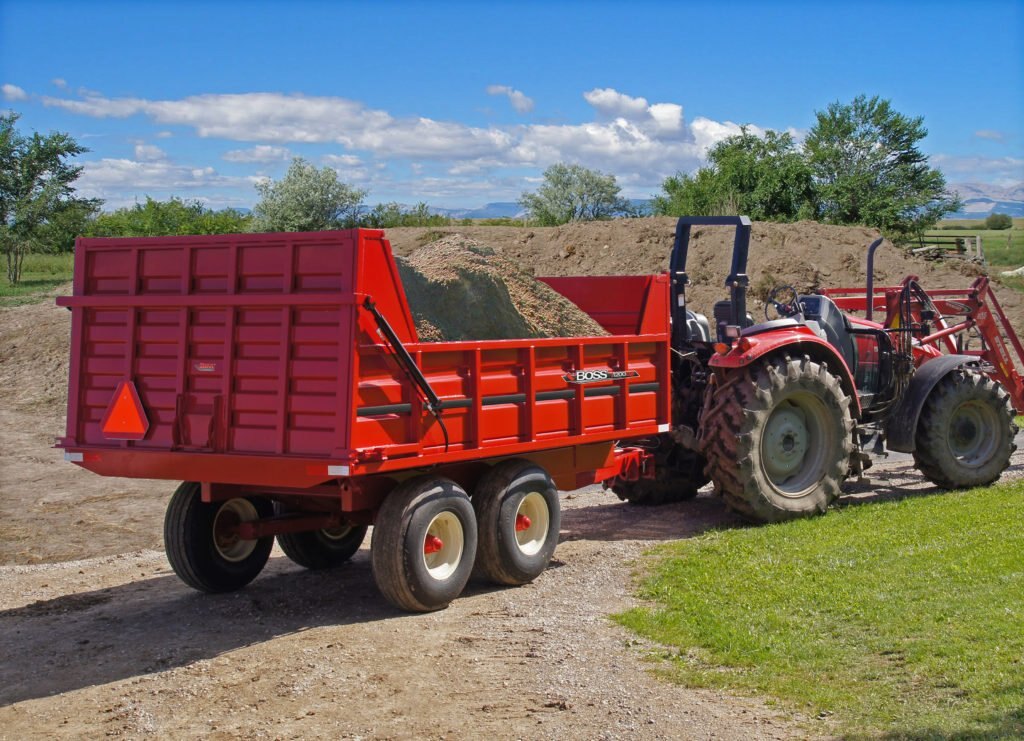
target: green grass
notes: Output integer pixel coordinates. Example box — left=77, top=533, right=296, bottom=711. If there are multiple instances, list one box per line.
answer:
left=615, top=482, right=1024, bottom=738
left=933, top=219, right=1024, bottom=268
left=0, top=253, right=74, bottom=306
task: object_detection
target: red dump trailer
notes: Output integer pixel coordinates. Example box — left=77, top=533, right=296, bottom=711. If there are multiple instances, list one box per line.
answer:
left=57, top=229, right=671, bottom=611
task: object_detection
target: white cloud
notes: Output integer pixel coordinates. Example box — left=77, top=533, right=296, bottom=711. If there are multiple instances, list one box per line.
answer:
left=932, top=154, right=1024, bottom=183
left=133, top=143, right=167, bottom=162
left=37, top=85, right=781, bottom=199
left=974, top=129, right=1006, bottom=142
left=223, top=145, right=292, bottom=163
left=485, top=84, right=535, bottom=114
left=323, top=153, right=362, bottom=168
left=2, top=83, right=28, bottom=101
left=583, top=88, right=651, bottom=119
left=77, top=157, right=258, bottom=207
left=155, top=130, right=174, bottom=139
left=52, top=78, right=68, bottom=90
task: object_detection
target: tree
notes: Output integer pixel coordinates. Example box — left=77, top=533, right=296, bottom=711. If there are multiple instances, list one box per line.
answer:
left=251, top=157, right=368, bottom=232
left=654, top=129, right=814, bottom=221
left=86, top=196, right=252, bottom=238
left=361, top=201, right=451, bottom=228
left=1, top=112, right=99, bottom=283
left=518, top=163, right=635, bottom=226
left=804, top=95, right=959, bottom=237
left=984, top=212, right=1013, bottom=230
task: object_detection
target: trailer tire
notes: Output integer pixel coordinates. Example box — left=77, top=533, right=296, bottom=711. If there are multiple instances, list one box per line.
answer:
left=913, top=370, right=1018, bottom=489
left=371, top=476, right=477, bottom=612
left=702, top=355, right=854, bottom=522
left=164, top=482, right=274, bottom=593
left=472, top=460, right=560, bottom=586
left=277, top=525, right=367, bottom=570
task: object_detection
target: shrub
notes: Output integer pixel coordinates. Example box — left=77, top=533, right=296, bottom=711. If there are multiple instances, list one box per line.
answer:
left=985, top=213, right=1013, bottom=230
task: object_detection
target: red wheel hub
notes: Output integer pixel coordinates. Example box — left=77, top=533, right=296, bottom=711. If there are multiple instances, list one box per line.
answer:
left=424, top=534, right=444, bottom=554
left=515, top=514, right=532, bottom=532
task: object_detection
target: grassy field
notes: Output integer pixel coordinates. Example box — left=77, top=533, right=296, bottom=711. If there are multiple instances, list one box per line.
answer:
left=615, top=482, right=1024, bottom=739
left=933, top=218, right=1023, bottom=268
left=0, top=253, right=74, bottom=307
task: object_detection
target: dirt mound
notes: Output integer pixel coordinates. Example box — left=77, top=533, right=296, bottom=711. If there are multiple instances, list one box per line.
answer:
left=395, top=234, right=608, bottom=341
left=385, top=218, right=1022, bottom=329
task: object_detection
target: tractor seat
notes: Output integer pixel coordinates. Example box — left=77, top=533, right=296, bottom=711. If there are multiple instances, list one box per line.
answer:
left=799, top=295, right=858, bottom=376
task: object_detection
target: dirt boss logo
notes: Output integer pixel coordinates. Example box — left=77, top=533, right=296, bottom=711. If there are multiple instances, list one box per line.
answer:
left=564, top=369, right=640, bottom=384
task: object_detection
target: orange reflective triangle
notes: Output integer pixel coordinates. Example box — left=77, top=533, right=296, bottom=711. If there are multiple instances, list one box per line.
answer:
left=101, top=380, right=150, bottom=440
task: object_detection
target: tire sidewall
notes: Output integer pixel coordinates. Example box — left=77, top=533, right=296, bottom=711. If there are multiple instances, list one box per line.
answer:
left=173, top=489, right=274, bottom=591
left=746, top=359, right=850, bottom=517
left=916, top=372, right=1015, bottom=487
left=402, top=487, right=477, bottom=608
left=493, top=468, right=560, bottom=582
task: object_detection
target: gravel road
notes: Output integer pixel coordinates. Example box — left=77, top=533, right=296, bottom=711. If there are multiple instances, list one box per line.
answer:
left=4, top=444, right=1022, bottom=740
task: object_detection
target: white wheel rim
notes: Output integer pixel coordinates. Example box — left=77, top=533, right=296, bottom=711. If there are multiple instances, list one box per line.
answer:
left=421, top=511, right=464, bottom=581
left=320, top=525, right=353, bottom=541
left=514, top=492, right=549, bottom=557
left=212, top=498, right=260, bottom=562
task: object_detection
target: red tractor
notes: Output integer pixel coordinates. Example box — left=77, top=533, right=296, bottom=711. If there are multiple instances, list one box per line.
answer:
left=613, top=216, right=1023, bottom=522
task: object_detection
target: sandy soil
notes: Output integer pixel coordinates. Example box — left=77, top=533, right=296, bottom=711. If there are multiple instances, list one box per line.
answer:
left=1, top=218, right=1021, bottom=739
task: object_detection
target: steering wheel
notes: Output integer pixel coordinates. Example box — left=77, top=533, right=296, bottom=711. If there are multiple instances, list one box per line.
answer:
left=766, top=285, right=801, bottom=319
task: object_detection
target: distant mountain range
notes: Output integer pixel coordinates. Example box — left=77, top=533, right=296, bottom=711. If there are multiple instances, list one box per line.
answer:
left=430, top=202, right=525, bottom=219
left=945, top=181, right=1024, bottom=219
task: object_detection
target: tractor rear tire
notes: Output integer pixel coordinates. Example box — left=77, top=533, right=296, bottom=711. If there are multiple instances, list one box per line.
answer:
left=371, top=476, right=477, bottom=612
left=277, top=525, right=367, bottom=570
left=472, top=460, right=560, bottom=586
left=164, top=482, right=274, bottom=593
left=913, top=370, right=1018, bottom=489
left=702, top=355, right=855, bottom=522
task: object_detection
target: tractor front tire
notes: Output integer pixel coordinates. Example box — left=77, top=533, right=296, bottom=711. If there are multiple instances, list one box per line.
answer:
left=702, top=356, right=855, bottom=522
left=913, top=370, right=1018, bottom=489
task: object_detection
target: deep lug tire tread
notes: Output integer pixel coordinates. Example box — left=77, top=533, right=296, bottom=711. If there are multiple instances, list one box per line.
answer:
left=472, top=460, right=561, bottom=586
left=913, top=370, right=1018, bottom=489
left=700, top=355, right=855, bottom=522
left=371, top=476, right=477, bottom=612
left=163, top=482, right=274, bottom=593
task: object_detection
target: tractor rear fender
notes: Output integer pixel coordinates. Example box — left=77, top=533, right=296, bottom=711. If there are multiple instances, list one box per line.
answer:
left=709, top=326, right=862, bottom=418
left=885, top=354, right=982, bottom=453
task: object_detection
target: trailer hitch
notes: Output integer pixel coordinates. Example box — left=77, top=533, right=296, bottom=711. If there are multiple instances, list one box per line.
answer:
left=362, top=297, right=450, bottom=451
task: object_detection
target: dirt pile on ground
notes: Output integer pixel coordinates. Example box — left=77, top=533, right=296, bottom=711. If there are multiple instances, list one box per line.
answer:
left=395, top=234, right=608, bottom=341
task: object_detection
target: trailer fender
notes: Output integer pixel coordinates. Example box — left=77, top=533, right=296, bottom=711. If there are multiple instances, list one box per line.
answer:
left=886, top=354, right=982, bottom=453
left=709, top=328, right=861, bottom=418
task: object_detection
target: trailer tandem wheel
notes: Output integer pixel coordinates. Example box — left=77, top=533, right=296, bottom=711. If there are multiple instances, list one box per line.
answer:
left=277, top=525, right=368, bottom=570
left=163, top=482, right=274, bottom=592
left=370, top=476, right=478, bottom=612
left=472, top=460, right=561, bottom=585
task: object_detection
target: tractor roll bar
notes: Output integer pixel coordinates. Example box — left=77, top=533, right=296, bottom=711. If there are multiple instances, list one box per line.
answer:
left=670, top=216, right=752, bottom=343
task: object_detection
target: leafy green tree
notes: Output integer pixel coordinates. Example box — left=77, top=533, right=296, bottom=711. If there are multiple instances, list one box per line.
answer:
left=251, top=157, right=368, bottom=232
left=984, top=212, right=1013, bottom=230
left=1, top=112, right=99, bottom=283
left=518, top=163, right=635, bottom=226
left=361, top=201, right=451, bottom=228
left=804, top=95, right=959, bottom=236
left=86, top=196, right=251, bottom=238
left=654, top=129, right=814, bottom=220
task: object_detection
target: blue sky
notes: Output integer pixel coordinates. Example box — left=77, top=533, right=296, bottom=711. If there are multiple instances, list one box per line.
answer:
left=2, top=0, right=1022, bottom=210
